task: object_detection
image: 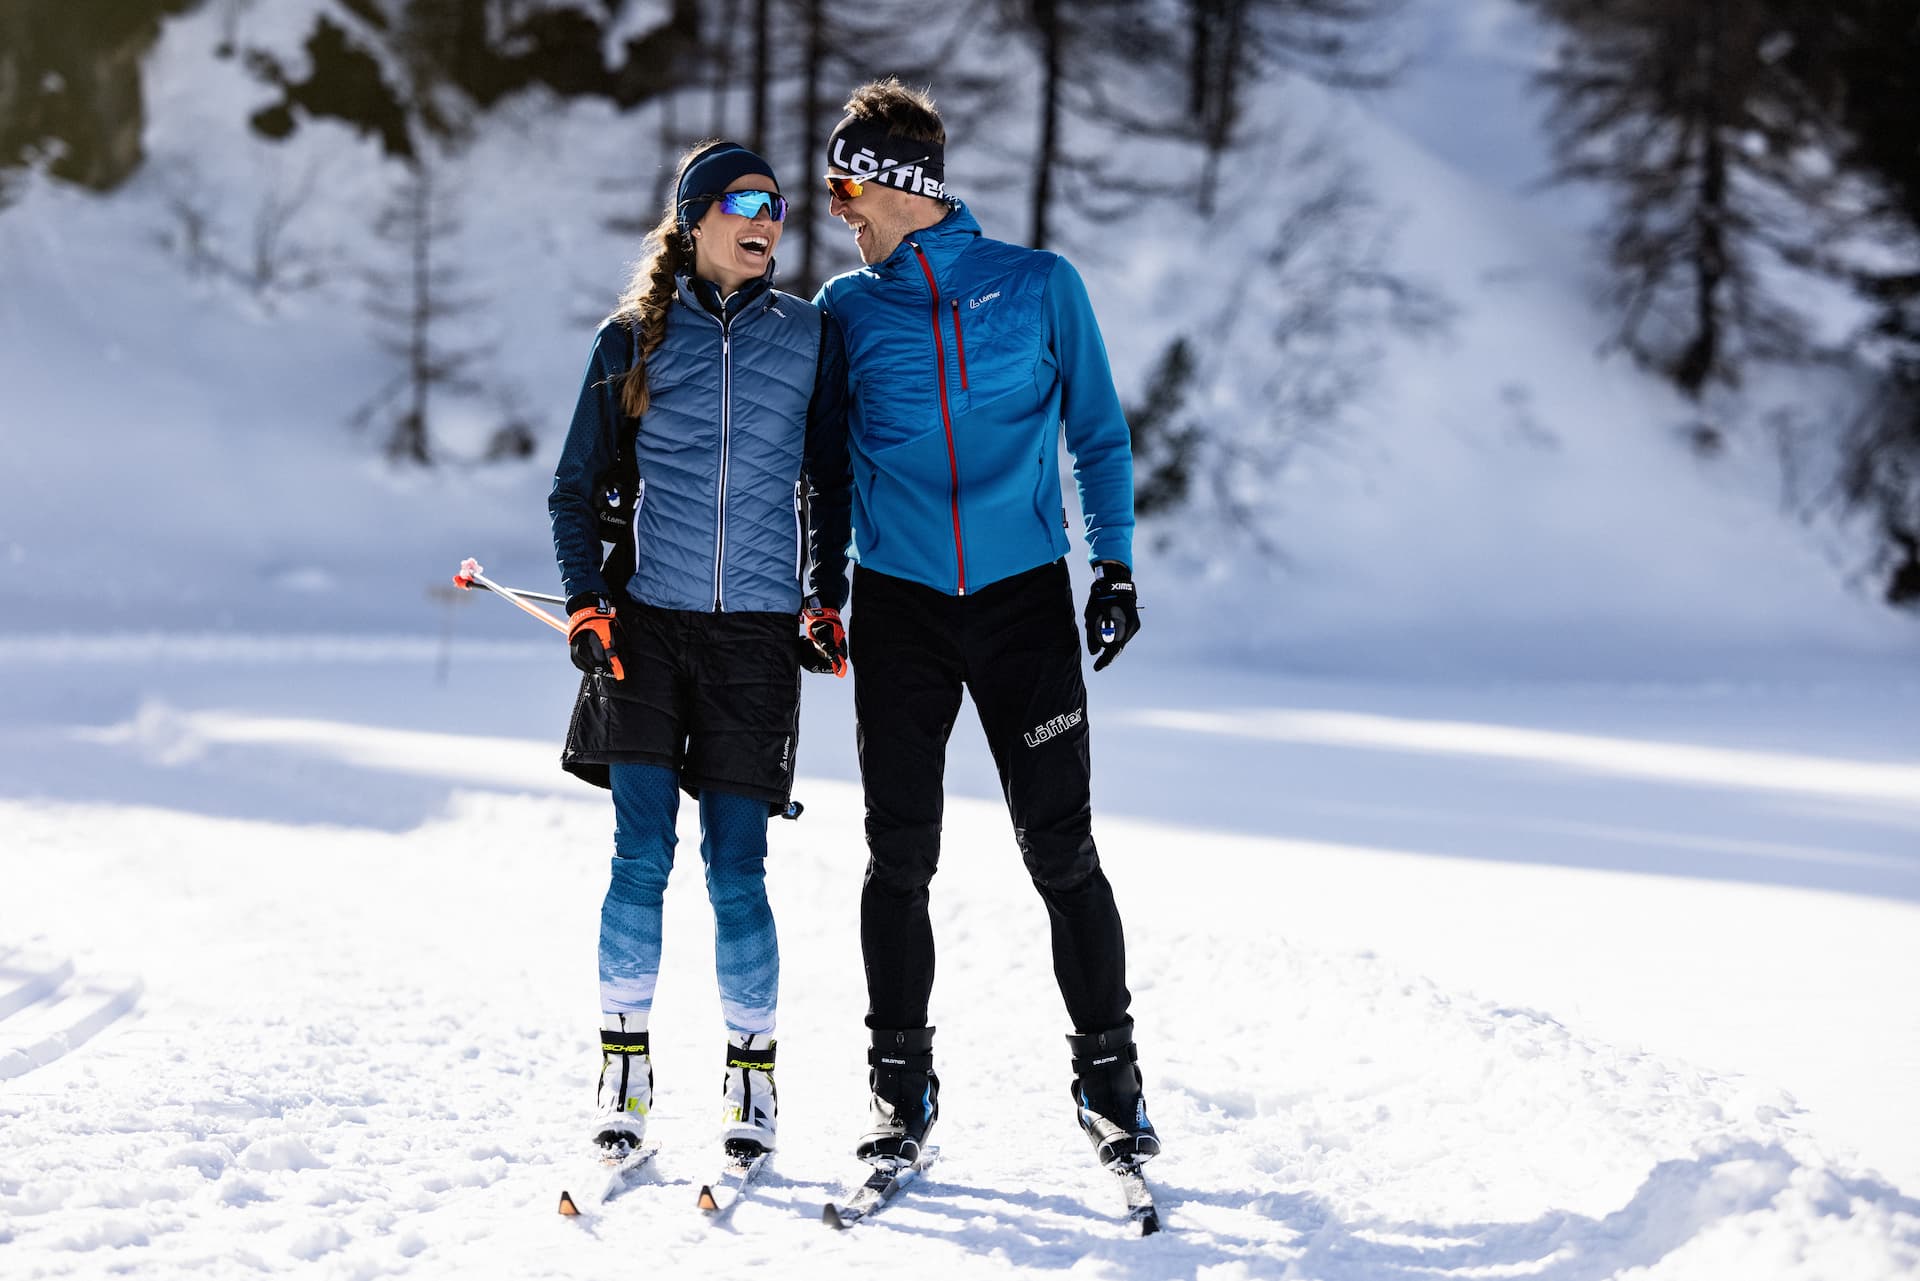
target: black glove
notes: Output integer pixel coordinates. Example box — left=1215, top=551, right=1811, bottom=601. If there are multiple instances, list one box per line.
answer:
left=797, top=602, right=848, bottom=677
left=1083, top=561, right=1139, bottom=672
left=565, top=592, right=624, bottom=680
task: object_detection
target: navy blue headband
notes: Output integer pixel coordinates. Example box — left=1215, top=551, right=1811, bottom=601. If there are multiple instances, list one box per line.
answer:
left=676, top=142, right=780, bottom=235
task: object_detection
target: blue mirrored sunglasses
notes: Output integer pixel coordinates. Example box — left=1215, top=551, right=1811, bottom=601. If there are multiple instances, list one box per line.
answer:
left=714, top=189, right=787, bottom=221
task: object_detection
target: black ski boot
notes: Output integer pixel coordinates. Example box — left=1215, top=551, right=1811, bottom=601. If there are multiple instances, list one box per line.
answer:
left=1067, top=1020, right=1159, bottom=1167
left=856, top=1026, right=939, bottom=1165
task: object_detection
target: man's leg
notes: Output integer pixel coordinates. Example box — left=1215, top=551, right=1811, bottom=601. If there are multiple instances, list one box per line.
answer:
left=851, top=570, right=965, bottom=1029
left=964, top=561, right=1131, bottom=1033
left=850, top=570, right=959, bottom=1162
left=965, top=561, right=1157, bottom=1163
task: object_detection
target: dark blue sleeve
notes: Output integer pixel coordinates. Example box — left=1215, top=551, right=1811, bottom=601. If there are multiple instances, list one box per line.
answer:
left=802, top=309, right=853, bottom=610
left=1045, top=257, right=1136, bottom=568
left=548, top=321, right=631, bottom=602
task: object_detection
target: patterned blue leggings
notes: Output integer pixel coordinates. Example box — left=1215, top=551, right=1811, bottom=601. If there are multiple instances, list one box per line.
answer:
left=598, top=762, right=778, bottom=1036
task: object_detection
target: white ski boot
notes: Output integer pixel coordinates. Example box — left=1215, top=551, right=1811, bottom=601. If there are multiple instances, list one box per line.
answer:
left=720, top=1032, right=777, bottom=1159
left=593, top=1020, right=652, bottom=1156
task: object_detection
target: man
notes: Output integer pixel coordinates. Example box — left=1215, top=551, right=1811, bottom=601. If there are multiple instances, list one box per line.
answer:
left=812, top=77, right=1157, bottom=1173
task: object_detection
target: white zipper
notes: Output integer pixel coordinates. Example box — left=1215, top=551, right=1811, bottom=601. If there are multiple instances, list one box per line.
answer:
left=628, top=476, right=647, bottom=570
left=793, top=480, right=806, bottom=586
left=715, top=330, right=732, bottom=610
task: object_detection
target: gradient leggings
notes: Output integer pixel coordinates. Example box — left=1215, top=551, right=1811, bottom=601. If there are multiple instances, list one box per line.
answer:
left=598, top=762, right=778, bottom=1036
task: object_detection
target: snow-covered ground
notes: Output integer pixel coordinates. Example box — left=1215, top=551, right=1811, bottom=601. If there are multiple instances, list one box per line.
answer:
left=3, top=648, right=1917, bottom=1278
left=4, top=1, right=1920, bottom=1276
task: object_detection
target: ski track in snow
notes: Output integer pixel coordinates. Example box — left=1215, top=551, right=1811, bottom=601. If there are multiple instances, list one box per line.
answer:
left=3, top=687, right=1918, bottom=1279
left=0, top=949, right=143, bottom=1083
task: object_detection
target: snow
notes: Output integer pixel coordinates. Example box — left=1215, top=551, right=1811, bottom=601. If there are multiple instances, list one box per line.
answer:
left=2, top=0, right=1919, bottom=1276
left=3, top=651, right=1918, bottom=1278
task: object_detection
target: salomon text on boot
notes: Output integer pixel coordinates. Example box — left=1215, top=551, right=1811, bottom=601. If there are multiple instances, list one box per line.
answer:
left=593, top=1019, right=653, bottom=1158
left=721, top=1033, right=777, bottom=1159
left=1067, top=1021, right=1159, bottom=1167
left=856, top=1026, right=938, bottom=1165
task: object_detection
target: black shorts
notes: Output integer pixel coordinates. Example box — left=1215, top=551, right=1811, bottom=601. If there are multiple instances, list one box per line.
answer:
left=561, top=603, right=802, bottom=810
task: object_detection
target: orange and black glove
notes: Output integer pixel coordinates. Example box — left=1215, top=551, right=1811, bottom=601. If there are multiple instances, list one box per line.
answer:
left=798, top=601, right=848, bottom=677
left=566, top=593, right=625, bottom=680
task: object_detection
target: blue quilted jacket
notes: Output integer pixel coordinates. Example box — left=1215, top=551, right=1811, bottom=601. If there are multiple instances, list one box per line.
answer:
left=813, top=200, right=1134, bottom=595
left=549, top=275, right=851, bottom=613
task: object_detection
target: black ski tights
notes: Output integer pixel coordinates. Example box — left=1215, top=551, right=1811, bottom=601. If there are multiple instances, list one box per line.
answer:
left=851, top=562, right=1133, bottom=1034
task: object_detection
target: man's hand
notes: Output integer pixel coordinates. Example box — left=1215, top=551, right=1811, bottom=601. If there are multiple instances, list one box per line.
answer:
left=1083, top=561, right=1139, bottom=672
left=798, top=602, right=848, bottom=677
left=566, top=593, right=625, bottom=680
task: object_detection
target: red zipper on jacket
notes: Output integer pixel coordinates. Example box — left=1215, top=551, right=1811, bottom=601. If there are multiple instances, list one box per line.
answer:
left=913, top=242, right=967, bottom=594
left=949, top=298, right=969, bottom=389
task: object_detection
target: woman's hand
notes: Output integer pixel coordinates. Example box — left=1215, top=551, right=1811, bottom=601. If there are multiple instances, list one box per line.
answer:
left=798, top=603, right=848, bottom=677
left=567, top=594, right=626, bottom=680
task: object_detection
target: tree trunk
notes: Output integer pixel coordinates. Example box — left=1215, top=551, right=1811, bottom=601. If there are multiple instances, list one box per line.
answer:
left=750, top=0, right=771, bottom=154
left=797, top=0, right=825, bottom=289
left=709, top=0, right=739, bottom=134
left=401, top=161, right=433, bottom=465
left=1676, top=0, right=1730, bottom=397
left=1030, top=0, right=1061, bottom=250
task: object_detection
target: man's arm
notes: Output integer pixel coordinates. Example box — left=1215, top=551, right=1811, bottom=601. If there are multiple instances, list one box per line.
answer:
left=1045, top=257, right=1135, bottom=569
left=802, top=310, right=853, bottom=611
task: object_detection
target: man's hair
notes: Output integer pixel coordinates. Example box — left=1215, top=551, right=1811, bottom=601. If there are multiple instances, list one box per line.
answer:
left=843, top=77, right=945, bottom=146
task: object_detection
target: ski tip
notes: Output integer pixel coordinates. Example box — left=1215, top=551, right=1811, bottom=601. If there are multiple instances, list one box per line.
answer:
left=558, top=1190, right=580, bottom=1217
left=697, top=1185, right=719, bottom=1213
left=822, top=1203, right=846, bottom=1230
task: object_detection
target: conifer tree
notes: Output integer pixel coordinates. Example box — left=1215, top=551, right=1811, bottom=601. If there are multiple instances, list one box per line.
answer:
left=1524, top=0, right=1839, bottom=397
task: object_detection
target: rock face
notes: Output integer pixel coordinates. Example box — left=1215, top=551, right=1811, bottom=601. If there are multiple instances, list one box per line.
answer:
left=0, top=0, right=194, bottom=195
left=243, top=2, right=707, bottom=160
left=0, top=1, right=706, bottom=196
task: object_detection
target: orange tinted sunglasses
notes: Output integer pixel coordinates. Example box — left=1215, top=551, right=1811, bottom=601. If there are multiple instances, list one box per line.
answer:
left=824, top=154, right=931, bottom=201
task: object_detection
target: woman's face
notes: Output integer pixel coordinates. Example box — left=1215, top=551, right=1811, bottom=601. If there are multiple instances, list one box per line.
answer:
left=692, top=174, right=784, bottom=295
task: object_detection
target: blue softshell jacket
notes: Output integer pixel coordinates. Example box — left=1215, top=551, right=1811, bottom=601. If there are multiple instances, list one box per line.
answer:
left=549, top=274, right=851, bottom=613
left=812, top=200, right=1134, bottom=595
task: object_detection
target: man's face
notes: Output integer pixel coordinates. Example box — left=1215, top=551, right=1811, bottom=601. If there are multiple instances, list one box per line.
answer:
left=826, top=175, right=928, bottom=266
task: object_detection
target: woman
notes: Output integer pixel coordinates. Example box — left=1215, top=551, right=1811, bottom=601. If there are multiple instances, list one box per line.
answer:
left=548, top=140, right=851, bottom=1164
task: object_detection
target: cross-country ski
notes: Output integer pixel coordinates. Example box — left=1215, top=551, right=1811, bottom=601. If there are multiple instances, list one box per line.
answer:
left=557, top=1144, right=657, bottom=1218
left=1106, top=1159, right=1160, bottom=1236
left=821, top=1147, right=940, bottom=1230
left=697, top=1149, right=769, bottom=1217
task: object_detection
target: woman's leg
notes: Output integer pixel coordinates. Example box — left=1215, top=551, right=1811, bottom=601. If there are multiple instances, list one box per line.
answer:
left=601, top=762, right=681, bottom=1022
left=698, top=789, right=778, bottom=1037
left=593, top=762, right=679, bottom=1144
left=702, top=788, right=779, bottom=1149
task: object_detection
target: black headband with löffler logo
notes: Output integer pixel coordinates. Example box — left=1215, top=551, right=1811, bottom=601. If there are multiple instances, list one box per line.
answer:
left=825, top=115, right=945, bottom=198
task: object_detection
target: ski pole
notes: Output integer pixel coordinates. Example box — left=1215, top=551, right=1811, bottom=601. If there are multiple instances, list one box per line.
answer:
left=451, top=562, right=567, bottom=605
left=452, top=558, right=568, bottom=634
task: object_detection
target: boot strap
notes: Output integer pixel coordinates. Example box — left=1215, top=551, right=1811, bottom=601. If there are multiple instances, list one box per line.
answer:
left=601, top=1030, right=651, bottom=1056
left=1070, top=1040, right=1139, bottom=1078
left=868, top=1046, right=934, bottom=1073
left=726, top=1042, right=777, bottom=1071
